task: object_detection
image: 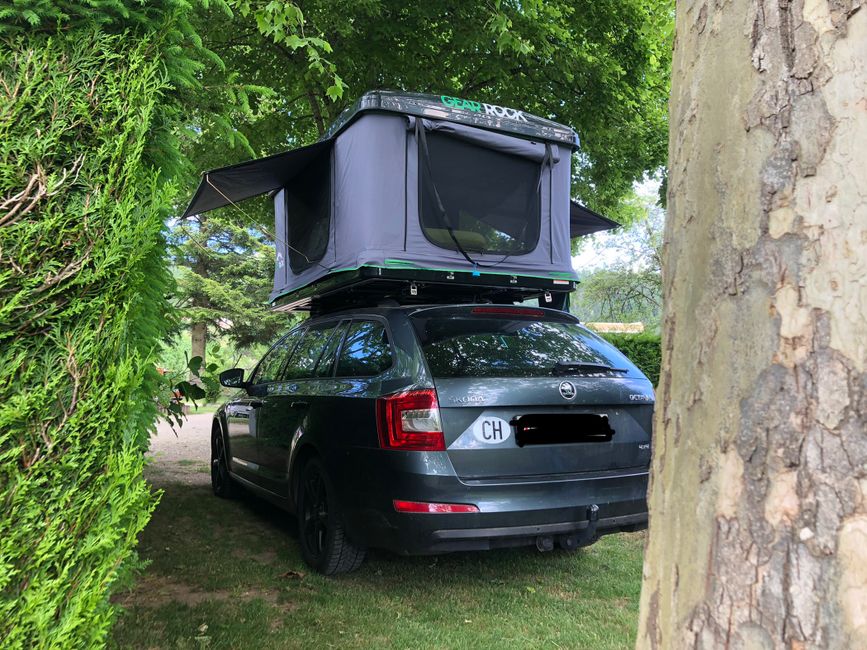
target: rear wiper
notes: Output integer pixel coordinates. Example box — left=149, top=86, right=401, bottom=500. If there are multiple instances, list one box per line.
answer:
left=553, top=361, right=628, bottom=375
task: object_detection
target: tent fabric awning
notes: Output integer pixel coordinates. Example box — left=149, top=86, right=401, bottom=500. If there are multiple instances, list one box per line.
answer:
left=569, top=200, right=619, bottom=238
left=181, top=140, right=332, bottom=218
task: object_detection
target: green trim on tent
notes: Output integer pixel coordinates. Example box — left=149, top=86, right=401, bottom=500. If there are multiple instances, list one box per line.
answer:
left=269, top=262, right=579, bottom=304
left=381, top=259, right=577, bottom=281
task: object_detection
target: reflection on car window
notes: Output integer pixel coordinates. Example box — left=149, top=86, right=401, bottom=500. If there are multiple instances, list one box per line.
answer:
left=413, top=318, right=626, bottom=379
left=313, top=321, right=347, bottom=378
left=249, top=329, right=302, bottom=384
left=284, top=324, right=336, bottom=380
left=335, top=321, right=392, bottom=377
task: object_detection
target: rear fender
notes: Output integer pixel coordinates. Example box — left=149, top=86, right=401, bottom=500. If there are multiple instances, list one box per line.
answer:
left=288, top=441, right=320, bottom=509
left=211, top=416, right=230, bottom=457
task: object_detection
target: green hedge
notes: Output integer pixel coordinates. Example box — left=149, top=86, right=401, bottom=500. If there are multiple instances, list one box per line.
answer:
left=601, top=332, right=661, bottom=386
left=0, top=33, right=173, bottom=648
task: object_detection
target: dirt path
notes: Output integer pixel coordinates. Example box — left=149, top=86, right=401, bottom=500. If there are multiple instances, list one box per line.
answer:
left=146, top=412, right=213, bottom=487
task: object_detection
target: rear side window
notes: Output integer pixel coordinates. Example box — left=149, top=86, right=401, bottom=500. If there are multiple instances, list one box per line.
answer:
left=412, top=314, right=633, bottom=379
left=284, top=324, right=335, bottom=380
left=313, top=321, right=347, bottom=378
left=419, top=131, right=541, bottom=255
left=335, top=321, right=392, bottom=378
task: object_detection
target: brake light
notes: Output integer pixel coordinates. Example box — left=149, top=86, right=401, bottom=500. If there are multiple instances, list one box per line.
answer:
left=393, top=500, right=479, bottom=513
left=471, top=306, right=545, bottom=317
left=376, top=389, right=445, bottom=451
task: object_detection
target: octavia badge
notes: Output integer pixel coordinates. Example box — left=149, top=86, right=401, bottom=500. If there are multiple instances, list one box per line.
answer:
left=559, top=381, right=576, bottom=400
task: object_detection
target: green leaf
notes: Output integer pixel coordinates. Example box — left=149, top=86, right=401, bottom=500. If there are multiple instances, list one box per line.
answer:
left=284, top=34, right=305, bottom=49
left=325, top=82, right=343, bottom=101
left=187, top=356, right=203, bottom=376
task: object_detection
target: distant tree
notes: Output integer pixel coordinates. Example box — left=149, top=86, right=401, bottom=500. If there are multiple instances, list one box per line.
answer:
left=171, top=201, right=287, bottom=368
left=572, top=197, right=664, bottom=327
left=574, top=268, right=662, bottom=326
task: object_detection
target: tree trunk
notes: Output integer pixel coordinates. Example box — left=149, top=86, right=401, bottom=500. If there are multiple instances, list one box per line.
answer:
left=189, top=218, right=209, bottom=381
left=307, top=86, right=326, bottom=136
left=637, top=2, right=867, bottom=649
left=190, top=320, right=207, bottom=375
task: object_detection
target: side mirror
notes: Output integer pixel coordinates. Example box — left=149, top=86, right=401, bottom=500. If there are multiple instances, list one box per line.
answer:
left=219, top=368, right=246, bottom=388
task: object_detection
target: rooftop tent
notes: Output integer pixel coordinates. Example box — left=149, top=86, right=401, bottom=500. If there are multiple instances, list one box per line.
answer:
left=183, top=91, right=618, bottom=304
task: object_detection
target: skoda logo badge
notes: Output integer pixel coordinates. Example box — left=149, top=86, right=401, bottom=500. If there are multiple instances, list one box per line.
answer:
left=559, top=381, right=576, bottom=400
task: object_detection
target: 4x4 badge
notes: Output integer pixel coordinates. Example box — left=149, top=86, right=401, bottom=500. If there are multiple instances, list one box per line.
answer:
left=559, top=381, right=576, bottom=400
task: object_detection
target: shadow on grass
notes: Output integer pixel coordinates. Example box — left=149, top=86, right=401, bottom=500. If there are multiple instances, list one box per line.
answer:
left=111, top=469, right=645, bottom=650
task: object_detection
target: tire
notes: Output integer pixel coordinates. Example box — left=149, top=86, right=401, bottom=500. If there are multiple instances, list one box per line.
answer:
left=296, top=459, right=366, bottom=575
left=211, top=425, right=239, bottom=498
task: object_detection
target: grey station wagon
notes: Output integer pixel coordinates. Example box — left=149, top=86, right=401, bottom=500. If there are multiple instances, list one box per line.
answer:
left=211, top=304, right=653, bottom=574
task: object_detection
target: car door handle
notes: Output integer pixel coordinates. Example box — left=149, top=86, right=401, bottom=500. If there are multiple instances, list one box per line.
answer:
left=249, top=400, right=264, bottom=408
left=290, top=401, right=309, bottom=409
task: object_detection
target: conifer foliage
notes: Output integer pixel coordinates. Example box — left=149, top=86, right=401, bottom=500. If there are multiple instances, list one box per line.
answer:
left=0, top=24, right=178, bottom=650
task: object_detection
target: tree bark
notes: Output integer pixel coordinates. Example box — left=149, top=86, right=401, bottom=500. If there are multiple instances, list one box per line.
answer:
left=637, top=1, right=867, bottom=648
left=189, top=216, right=209, bottom=381
left=190, top=320, right=207, bottom=375
left=306, top=86, right=326, bottom=136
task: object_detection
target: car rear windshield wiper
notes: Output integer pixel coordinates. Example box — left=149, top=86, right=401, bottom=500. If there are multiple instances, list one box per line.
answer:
left=553, top=361, right=628, bottom=375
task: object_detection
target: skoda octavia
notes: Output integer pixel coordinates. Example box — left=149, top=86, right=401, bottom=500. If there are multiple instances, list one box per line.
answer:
left=211, top=304, right=653, bottom=574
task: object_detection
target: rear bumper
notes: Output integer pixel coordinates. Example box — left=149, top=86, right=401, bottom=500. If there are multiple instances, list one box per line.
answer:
left=350, top=498, right=647, bottom=555
left=335, top=449, right=649, bottom=555
left=423, top=510, right=647, bottom=553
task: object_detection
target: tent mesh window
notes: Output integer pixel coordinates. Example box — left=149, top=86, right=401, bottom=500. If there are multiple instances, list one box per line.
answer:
left=419, top=131, right=541, bottom=256
left=285, top=147, right=331, bottom=273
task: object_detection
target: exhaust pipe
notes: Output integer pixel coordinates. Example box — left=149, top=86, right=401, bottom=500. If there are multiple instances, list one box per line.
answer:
left=535, top=535, right=554, bottom=552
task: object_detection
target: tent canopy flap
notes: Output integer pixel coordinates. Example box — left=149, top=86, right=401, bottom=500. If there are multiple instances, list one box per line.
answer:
left=412, top=117, right=561, bottom=164
left=569, top=200, right=619, bottom=238
left=182, top=140, right=332, bottom=218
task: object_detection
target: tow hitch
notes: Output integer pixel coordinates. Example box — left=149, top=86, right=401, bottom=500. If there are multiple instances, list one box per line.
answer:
left=556, top=504, right=600, bottom=551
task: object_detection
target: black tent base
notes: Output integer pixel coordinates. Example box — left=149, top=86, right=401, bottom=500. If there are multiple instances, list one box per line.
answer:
left=271, top=267, right=575, bottom=316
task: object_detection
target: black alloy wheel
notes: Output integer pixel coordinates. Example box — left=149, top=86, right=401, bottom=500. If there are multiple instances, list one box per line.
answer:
left=211, top=426, right=238, bottom=498
left=297, top=459, right=366, bottom=575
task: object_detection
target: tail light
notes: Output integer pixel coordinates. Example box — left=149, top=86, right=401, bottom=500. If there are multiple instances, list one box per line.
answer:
left=393, top=500, right=479, bottom=513
left=376, top=389, right=445, bottom=451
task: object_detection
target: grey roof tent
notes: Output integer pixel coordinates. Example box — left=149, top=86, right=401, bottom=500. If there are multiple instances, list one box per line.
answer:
left=184, top=91, right=618, bottom=308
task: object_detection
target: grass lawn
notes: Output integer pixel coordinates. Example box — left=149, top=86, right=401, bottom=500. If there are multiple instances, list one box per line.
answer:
left=189, top=402, right=221, bottom=415
left=111, top=467, right=645, bottom=649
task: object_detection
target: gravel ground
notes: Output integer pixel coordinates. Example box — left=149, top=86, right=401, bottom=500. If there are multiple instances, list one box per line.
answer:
left=146, top=412, right=213, bottom=487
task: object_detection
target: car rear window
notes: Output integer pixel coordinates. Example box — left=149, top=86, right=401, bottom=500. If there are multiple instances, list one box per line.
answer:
left=411, top=312, right=632, bottom=379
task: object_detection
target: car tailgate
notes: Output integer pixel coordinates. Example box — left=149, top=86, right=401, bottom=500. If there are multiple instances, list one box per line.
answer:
left=436, top=376, right=653, bottom=480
